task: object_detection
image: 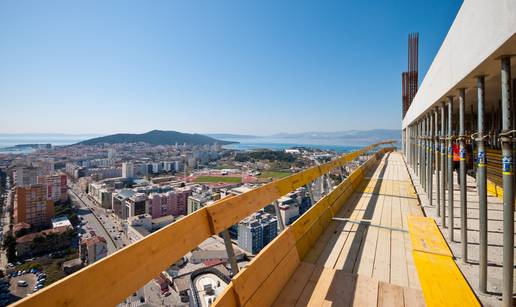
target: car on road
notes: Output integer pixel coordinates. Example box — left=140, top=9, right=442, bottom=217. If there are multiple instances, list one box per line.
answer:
left=17, top=280, right=28, bottom=287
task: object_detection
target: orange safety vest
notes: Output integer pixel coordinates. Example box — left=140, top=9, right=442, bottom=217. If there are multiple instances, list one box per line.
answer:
left=453, top=144, right=460, bottom=162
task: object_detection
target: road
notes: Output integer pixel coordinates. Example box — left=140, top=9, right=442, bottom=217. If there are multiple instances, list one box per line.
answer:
left=69, top=185, right=130, bottom=249
left=68, top=188, right=117, bottom=254
left=69, top=184, right=179, bottom=306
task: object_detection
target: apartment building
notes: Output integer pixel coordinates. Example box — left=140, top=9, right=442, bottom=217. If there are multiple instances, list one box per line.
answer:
left=37, top=173, right=68, bottom=203
left=14, top=184, right=55, bottom=228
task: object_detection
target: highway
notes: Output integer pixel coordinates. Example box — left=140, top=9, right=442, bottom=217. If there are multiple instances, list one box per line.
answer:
left=69, top=185, right=178, bottom=306
left=68, top=188, right=117, bottom=254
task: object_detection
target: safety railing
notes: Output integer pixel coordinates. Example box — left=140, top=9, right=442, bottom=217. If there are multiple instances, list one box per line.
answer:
left=214, top=147, right=393, bottom=306
left=12, top=141, right=393, bottom=307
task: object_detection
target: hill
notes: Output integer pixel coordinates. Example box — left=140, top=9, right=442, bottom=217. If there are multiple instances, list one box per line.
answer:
left=76, top=130, right=236, bottom=146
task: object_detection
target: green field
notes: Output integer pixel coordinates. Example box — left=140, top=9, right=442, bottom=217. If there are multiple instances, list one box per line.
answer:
left=258, top=171, right=292, bottom=179
left=194, top=176, right=242, bottom=183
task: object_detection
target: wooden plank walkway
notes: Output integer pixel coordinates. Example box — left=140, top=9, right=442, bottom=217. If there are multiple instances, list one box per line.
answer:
left=274, top=152, right=426, bottom=306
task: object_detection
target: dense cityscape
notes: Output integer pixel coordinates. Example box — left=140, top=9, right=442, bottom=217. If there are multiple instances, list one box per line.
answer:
left=0, top=136, right=367, bottom=306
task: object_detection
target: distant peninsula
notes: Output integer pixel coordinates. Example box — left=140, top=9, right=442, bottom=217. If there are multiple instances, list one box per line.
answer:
left=76, top=130, right=236, bottom=146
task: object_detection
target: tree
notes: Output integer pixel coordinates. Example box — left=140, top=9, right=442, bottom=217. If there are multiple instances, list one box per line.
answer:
left=3, top=234, right=16, bottom=262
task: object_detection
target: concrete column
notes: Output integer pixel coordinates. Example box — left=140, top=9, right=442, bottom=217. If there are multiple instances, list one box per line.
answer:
left=500, top=56, right=514, bottom=307
left=447, top=96, right=455, bottom=241
left=476, top=75, right=488, bottom=293
left=435, top=107, right=441, bottom=217
left=458, top=88, right=468, bottom=262
left=440, top=102, right=447, bottom=227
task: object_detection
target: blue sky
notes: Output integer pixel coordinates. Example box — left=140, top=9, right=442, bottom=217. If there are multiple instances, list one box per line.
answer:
left=0, top=0, right=462, bottom=135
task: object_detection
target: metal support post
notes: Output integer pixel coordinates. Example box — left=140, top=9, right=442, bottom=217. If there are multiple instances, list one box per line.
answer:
left=435, top=108, right=441, bottom=217
left=500, top=56, right=514, bottom=307
left=458, top=88, right=468, bottom=262
left=440, top=102, right=446, bottom=227
left=420, top=120, right=424, bottom=180
left=476, top=75, right=488, bottom=293
left=305, top=183, right=315, bottom=206
left=447, top=96, right=454, bottom=241
left=428, top=113, right=433, bottom=206
left=422, top=117, right=427, bottom=191
left=273, top=200, right=286, bottom=231
left=221, top=229, right=239, bottom=275
left=416, top=123, right=419, bottom=174
left=410, top=126, right=415, bottom=171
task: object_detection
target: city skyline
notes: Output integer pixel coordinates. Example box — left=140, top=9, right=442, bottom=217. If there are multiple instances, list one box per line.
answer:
left=0, top=1, right=462, bottom=134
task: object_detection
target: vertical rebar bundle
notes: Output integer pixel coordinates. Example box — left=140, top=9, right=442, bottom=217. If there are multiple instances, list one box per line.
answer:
left=402, top=33, right=419, bottom=117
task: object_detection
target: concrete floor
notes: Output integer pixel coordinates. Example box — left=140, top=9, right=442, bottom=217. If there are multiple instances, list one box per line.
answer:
left=407, top=159, right=512, bottom=307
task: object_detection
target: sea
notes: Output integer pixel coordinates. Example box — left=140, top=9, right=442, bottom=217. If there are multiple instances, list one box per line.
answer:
left=0, top=134, right=98, bottom=154
left=223, top=142, right=360, bottom=153
left=0, top=134, right=363, bottom=154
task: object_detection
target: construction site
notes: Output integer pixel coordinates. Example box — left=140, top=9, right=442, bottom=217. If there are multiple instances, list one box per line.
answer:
left=9, top=1, right=516, bottom=307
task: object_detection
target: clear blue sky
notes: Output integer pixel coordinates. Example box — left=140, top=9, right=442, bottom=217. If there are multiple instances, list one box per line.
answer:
left=0, top=0, right=462, bottom=135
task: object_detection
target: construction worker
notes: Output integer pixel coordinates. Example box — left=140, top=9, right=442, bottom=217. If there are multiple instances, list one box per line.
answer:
left=453, top=142, right=460, bottom=185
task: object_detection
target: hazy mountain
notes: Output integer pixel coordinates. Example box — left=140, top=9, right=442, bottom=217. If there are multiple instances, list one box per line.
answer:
left=269, top=129, right=401, bottom=141
left=210, top=129, right=400, bottom=146
left=76, top=130, right=235, bottom=146
left=206, top=133, right=260, bottom=139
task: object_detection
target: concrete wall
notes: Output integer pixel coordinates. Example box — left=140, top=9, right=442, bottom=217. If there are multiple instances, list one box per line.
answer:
left=402, top=0, right=516, bottom=128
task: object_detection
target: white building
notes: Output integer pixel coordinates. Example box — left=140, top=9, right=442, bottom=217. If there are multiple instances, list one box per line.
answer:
left=122, top=162, right=134, bottom=179
left=277, top=196, right=299, bottom=226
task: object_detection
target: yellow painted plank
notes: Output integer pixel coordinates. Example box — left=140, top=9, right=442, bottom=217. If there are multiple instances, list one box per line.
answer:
left=407, top=216, right=452, bottom=257
left=412, top=251, right=480, bottom=307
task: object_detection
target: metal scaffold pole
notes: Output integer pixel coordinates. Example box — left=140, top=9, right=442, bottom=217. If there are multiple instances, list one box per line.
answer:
left=428, top=113, right=433, bottom=207
left=418, top=121, right=423, bottom=183
left=500, top=56, right=514, bottom=307
left=273, top=200, right=286, bottom=232
left=476, top=75, right=488, bottom=293
left=447, top=96, right=455, bottom=241
left=305, top=183, right=315, bottom=206
left=407, top=126, right=412, bottom=166
left=440, top=102, right=447, bottom=227
left=221, top=229, right=240, bottom=275
left=458, top=88, right=468, bottom=262
left=435, top=107, right=441, bottom=217
left=412, top=126, right=416, bottom=171
left=417, top=121, right=421, bottom=177
left=419, top=117, right=426, bottom=192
